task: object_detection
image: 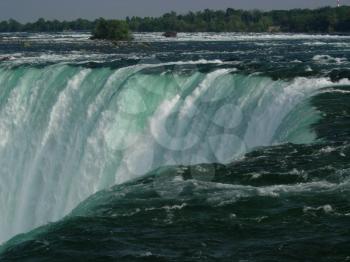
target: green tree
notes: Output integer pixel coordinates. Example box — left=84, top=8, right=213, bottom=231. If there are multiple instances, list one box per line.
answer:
left=1, top=6, right=350, bottom=34
left=92, top=18, right=132, bottom=41
left=8, top=19, right=22, bottom=32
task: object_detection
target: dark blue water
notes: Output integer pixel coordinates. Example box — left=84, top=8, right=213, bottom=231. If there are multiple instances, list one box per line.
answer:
left=0, top=32, right=349, bottom=261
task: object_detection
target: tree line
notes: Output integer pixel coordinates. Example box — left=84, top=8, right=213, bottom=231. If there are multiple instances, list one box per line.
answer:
left=0, top=6, right=349, bottom=33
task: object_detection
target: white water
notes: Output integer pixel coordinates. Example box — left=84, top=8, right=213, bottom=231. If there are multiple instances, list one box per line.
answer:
left=0, top=63, right=347, bottom=242
left=2, top=31, right=350, bottom=44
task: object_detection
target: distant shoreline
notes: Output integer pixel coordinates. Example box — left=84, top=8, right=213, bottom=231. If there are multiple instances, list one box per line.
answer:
left=1, top=31, right=350, bottom=36
left=0, top=6, right=349, bottom=35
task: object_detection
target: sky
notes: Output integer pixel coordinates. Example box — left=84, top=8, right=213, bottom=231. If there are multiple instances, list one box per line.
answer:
left=0, top=0, right=349, bottom=22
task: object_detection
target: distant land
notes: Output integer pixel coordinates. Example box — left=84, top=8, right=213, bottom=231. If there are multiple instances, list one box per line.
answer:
left=0, top=6, right=349, bottom=34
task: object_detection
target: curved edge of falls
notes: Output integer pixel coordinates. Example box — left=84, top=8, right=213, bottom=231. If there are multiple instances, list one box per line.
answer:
left=0, top=63, right=349, bottom=242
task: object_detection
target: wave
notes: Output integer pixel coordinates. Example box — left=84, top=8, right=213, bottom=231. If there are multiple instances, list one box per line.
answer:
left=312, top=54, right=348, bottom=65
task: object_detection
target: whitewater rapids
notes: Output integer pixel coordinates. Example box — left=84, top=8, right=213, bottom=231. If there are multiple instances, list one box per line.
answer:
left=0, top=61, right=349, bottom=242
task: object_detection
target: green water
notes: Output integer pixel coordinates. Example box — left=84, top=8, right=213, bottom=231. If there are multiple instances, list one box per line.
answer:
left=0, top=32, right=349, bottom=261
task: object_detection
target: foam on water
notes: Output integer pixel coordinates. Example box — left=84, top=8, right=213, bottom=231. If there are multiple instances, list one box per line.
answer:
left=133, top=32, right=350, bottom=42
left=313, top=54, right=348, bottom=64
left=0, top=59, right=348, bottom=243
left=2, top=32, right=350, bottom=45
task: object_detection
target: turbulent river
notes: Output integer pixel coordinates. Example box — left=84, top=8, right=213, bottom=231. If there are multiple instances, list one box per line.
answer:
left=0, top=32, right=349, bottom=261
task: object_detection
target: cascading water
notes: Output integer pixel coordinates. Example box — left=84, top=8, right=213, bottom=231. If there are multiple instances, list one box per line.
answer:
left=1, top=60, right=348, bottom=243
left=0, top=28, right=349, bottom=262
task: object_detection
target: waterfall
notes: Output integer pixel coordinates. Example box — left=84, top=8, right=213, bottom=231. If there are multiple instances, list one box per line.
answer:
left=0, top=62, right=344, bottom=242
